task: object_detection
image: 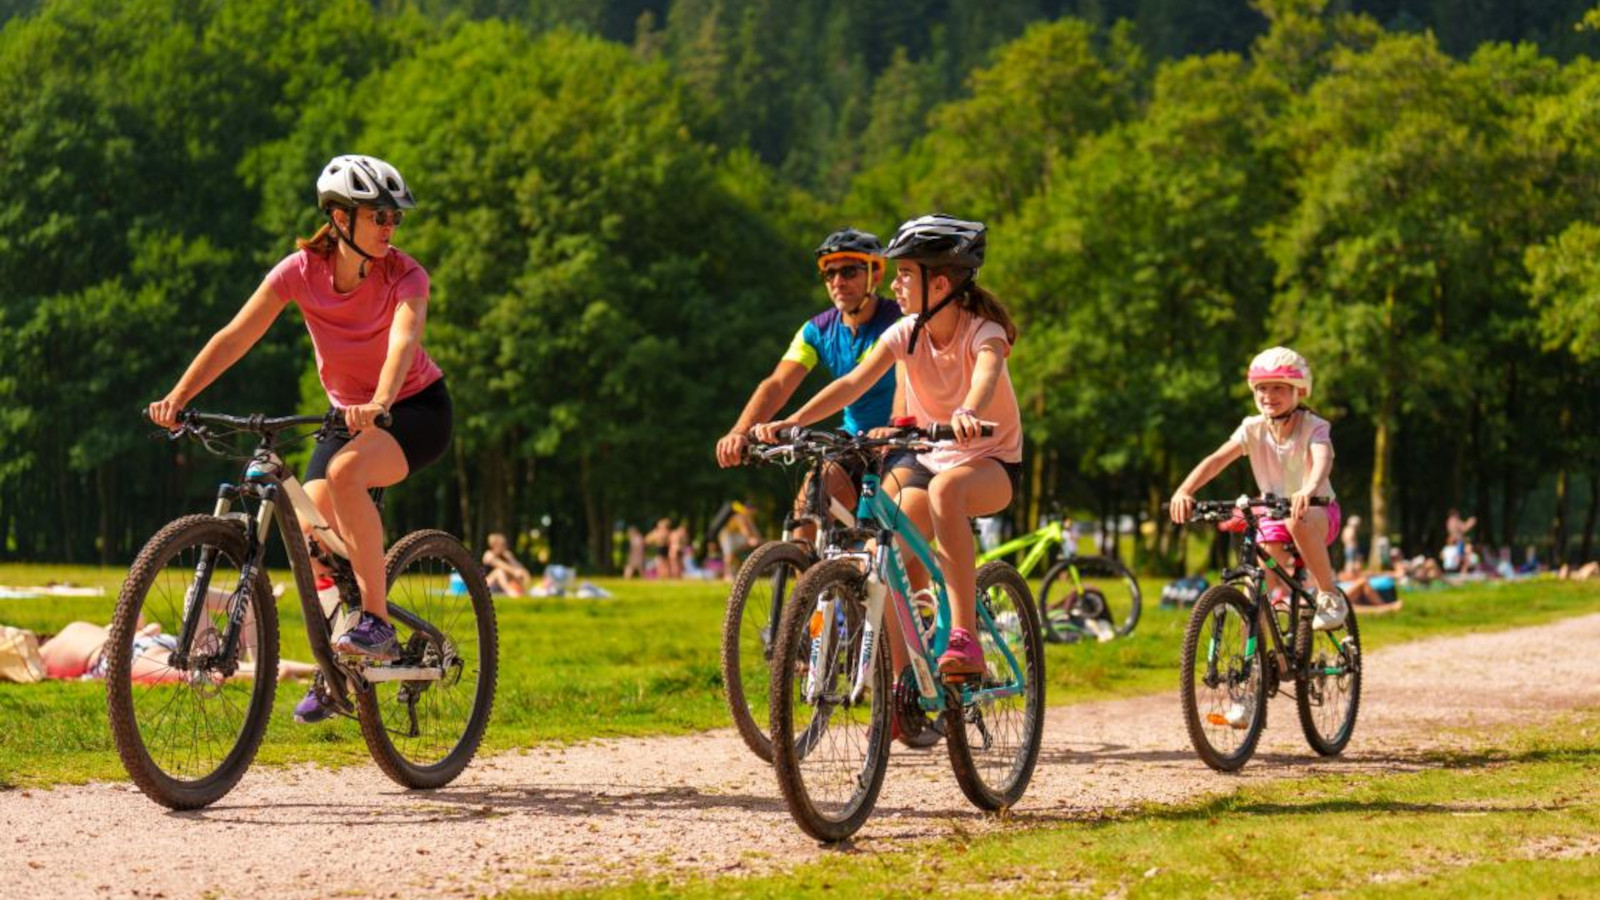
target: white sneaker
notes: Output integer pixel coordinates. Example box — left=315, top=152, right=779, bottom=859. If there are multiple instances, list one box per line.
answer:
left=1312, top=590, right=1349, bottom=632
left=1085, top=617, right=1115, bottom=643
left=1224, top=700, right=1252, bottom=729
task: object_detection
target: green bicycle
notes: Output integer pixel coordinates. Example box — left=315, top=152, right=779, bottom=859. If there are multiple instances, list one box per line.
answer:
left=977, top=512, right=1142, bottom=643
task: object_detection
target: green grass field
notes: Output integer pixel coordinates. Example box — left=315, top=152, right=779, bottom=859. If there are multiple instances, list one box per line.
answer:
left=544, top=711, right=1600, bottom=899
left=3, top=562, right=1598, bottom=789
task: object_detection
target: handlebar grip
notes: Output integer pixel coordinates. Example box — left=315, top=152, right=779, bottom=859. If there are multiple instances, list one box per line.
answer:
left=375, top=412, right=393, bottom=429
left=927, top=423, right=995, bottom=441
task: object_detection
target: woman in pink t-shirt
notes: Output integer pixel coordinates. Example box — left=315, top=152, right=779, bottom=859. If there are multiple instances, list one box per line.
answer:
left=755, top=214, right=1022, bottom=680
left=148, top=155, right=452, bottom=721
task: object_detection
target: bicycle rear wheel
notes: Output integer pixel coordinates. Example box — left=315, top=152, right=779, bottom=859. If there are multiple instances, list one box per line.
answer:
left=1295, top=598, right=1361, bottom=756
left=1179, top=585, right=1266, bottom=772
left=769, top=558, right=891, bottom=842
left=945, top=562, right=1045, bottom=811
left=356, top=530, right=498, bottom=789
left=106, top=515, right=279, bottom=809
left=1037, top=555, right=1142, bottom=642
left=721, top=540, right=813, bottom=762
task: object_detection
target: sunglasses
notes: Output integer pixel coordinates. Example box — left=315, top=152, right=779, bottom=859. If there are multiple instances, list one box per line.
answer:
left=820, top=264, right=866, bottom=282
left=368, top=208, right=406, bottom=227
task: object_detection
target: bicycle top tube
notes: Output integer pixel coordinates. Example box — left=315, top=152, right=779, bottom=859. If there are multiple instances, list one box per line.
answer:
left=978, top=517, right=1064, bottom=566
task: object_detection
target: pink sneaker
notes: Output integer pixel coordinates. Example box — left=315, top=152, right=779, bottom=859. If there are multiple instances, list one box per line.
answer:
left=937, top=628, right=986, bottom=677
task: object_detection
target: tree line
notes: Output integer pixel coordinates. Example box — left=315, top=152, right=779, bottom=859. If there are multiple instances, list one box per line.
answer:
left=1, top=0, right=1597, bottom=572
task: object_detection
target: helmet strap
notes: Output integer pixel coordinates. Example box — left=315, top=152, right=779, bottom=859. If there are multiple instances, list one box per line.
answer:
left=327, top=206, right=375, bottom=280
left=906, top=267, right=971, bottom=355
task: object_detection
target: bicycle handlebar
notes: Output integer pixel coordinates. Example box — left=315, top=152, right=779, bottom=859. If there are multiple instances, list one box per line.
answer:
left=1186, top=494, right=1330, bottom=523
left=145, top=408, right=392, bottom=456
left=743, top=424, right=995, bottom=465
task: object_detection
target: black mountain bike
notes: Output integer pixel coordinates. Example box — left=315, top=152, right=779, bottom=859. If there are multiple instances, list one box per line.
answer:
left=1177, top=496, right=1361, bottom=772
left=106, top=409, right=498, bottom=808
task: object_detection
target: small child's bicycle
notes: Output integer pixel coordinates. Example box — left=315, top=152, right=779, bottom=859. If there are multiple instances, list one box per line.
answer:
left=106, top=409, right=498, bottom=809
left=1177, top=495, right=1361, bottom=771
left=977, top=509, right=1142, bottom=643
left=766, top=427, right=1045, bottom=841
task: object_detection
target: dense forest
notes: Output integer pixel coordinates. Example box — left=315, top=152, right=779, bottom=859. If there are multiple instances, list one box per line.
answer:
left=2, top=0, right=1598, bottom=574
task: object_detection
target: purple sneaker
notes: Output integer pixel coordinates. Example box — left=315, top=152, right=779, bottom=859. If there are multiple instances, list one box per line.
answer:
left=293, top=684, right=333, bottom=724
left=937, top=627, right=986, bottom=677
left=333, top=612, right=399, bottom=661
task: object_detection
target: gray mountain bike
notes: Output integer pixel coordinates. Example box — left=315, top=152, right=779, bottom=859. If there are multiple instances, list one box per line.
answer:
left=107, top=409, right=498, bottom=809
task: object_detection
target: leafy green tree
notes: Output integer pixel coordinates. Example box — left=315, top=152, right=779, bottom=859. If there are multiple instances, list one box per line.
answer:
left=1264, top=30, right=1565, bottom=562
left=343, top=22, right=804, bottom=565
left=991, top=50, right=1285, bottom=569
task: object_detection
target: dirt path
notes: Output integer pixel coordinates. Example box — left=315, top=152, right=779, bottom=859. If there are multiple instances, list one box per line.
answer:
left=5, top=614, right=1598, bottom=900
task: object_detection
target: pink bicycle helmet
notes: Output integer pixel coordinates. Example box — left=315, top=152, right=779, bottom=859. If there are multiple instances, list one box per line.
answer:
left=1247, top=346, right=1313, bottom=398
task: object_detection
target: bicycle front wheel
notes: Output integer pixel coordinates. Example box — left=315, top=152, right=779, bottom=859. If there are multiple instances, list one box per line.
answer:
left=721, top=540, right=813, bottom=762
left=1295, top=598, right=1361, bottom=756
left=945, top=562, right=1045, bottom=811
left=1180, top=585, right=1266, bottom=772
left=356, top=530, right=498, bottom=789
left=769, top=558, right=891, bottom=842
left=1037, top=555, right=1142, bottom=642
left=106, top=515, right=279, bottom=809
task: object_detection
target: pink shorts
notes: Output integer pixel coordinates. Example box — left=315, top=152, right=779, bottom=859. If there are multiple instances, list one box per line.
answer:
left=1257, top=500, right=1341, bottom=548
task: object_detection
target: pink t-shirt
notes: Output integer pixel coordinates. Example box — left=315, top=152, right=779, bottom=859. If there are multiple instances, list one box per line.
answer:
left=265, top=248, right=442, bottom=408
left=879, top=309, right=1023, bottom=472
left=1229, top=411, right=1337, bottom=500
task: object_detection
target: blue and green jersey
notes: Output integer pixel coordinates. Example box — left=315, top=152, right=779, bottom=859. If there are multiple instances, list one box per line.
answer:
left=781, top=298, right=901, bottom=435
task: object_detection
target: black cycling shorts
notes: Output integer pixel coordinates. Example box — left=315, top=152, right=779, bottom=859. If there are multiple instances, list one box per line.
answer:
left=879, top=450, right=1023, bottom=498
left=305, top=378, right=453, bottom=482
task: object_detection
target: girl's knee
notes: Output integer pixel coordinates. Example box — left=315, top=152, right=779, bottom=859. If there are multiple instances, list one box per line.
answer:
left=926, top=474, right=965, bottom=514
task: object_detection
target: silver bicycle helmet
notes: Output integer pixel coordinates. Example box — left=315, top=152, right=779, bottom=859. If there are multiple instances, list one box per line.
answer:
left=316, top=155, right=416, bottom=212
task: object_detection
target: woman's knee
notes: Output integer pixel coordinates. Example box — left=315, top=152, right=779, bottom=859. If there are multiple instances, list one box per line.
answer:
left=324, top=453, right=376, bottom=497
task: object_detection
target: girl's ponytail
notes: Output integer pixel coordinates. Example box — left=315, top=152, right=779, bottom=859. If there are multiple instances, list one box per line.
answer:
left=932, top=266, right=1019, bottom=343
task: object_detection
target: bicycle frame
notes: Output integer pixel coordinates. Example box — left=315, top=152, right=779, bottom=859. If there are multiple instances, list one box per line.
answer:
left=977, top=518, right=1066, bottom=579
left=173, top=436, right=447, bottom=710
left=1214, top=510, right=1342, bottom=682
left=827, top=472, right=1026, bottom=714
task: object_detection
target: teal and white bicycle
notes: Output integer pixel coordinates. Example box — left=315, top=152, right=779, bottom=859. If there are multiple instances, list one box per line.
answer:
left=767, top=427, right=1045, bottom=841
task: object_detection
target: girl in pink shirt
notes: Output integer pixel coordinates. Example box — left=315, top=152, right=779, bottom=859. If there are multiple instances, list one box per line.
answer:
left=756, top=214, right=1022, bottom=679
left=148, top=155, right=451, bottom=721
left=1169, top=347, right=1348, bottom=634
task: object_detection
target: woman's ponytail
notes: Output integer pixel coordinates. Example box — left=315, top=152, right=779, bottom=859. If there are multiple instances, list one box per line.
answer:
left=295, top=222, right=339, bottom=256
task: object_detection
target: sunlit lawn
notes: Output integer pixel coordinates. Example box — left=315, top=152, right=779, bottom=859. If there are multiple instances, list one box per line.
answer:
left=3, top=561, right=1597, bottom=788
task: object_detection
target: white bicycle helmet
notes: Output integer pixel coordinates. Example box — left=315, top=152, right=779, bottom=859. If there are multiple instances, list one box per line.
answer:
left=316, top=155, right=416, bottom=211
left=1247, top=346, right=1313, bottom=398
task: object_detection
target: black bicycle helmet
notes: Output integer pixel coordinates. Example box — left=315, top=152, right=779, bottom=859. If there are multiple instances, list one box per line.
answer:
left=883, top=214, right=986, bottom=269
left=814, top=227, right=883, bottom=261
left=887, top=214, right=987, bottom=354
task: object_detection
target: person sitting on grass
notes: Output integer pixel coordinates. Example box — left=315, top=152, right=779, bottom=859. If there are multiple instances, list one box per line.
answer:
left=482, top=532, right=531, bottom=597
left=1336, top=576, right=1403, bottom=615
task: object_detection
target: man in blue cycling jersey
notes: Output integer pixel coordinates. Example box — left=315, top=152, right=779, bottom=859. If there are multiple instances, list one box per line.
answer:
left=715, top=228, right=902, bottom=542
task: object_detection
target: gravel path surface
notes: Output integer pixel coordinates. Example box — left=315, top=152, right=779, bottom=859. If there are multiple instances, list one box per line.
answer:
left=5, top=614, right=1598, bottom=899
